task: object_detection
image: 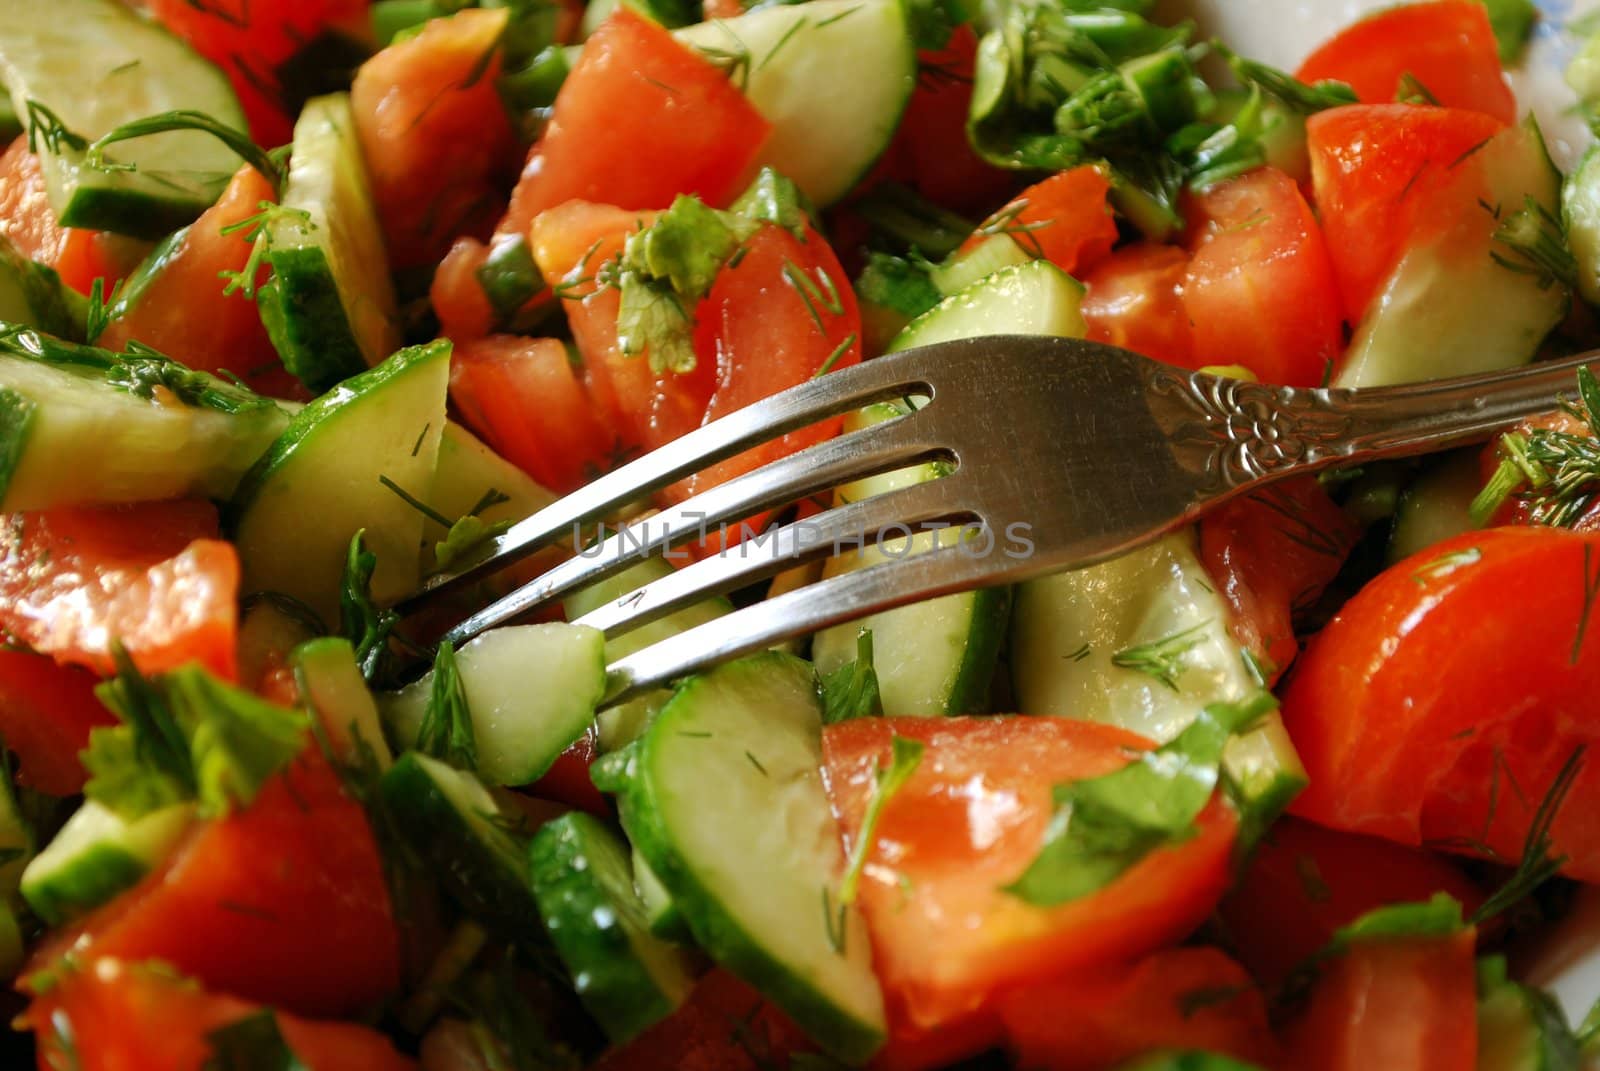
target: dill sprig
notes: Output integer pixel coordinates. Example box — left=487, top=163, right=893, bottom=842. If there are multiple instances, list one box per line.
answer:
left=1111, top=620, right=1211, bottom=691
left=1472, top=366, right=1600, bottom=527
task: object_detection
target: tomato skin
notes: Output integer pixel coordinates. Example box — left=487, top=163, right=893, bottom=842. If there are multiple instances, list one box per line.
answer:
left=1282, top=528, right=1600, bottom=879
left=1182, top=167, right=1344, bottom=386
left=0, top=650, right=114, bottom=796
left=30, top=958, right=416, bottom=1071
left=28, top=748, right=400, bottom=1018
left=960, top=167, right=1117, bottom=278
left=528, top=727, right=609, bottom=815
left=1081, top=242, right=1194, bottom=368
left=1307, top=104, right=1504, bottom=322
left=589, top=969, right=815, bottom=1071
left=820, top=717, right=1237, bottom=1034
left=0, top=136, right=133, bottom=296
left=1283, top=928, right=1479, bottom=1071
left=0, top=503, right=238, bottom=680
left=1296, top=1, right=1515, bottom=124
left=1219, top=817, right=1484, bottom=987
left=352, top=10, right=520, bottom=270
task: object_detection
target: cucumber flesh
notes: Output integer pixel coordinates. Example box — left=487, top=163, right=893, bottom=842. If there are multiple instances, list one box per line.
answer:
left=292, top=637, right=393, bottom=769
left=529, top=812, right=696, bottom=1043
left=632, top=845, right=690, bottom=942
left=20, top=801, right=195, bottom=925
left=0, top=235, right=79, bottom=339
left=228, top=339, right=451, bottom=625
left=889, top=259, right=1087, bottom=351
left=1564, top=143, right=1600, bottom=308
left=1388, top=451, right=1483, bottom=565
left=382, top=623, right=607, bottom=787
left=928, top=234, right=1031, bottom=297
left=610, top=653, right=886, bottom=1062
left=1476, top=957, right=1583, bottom=1071
left=427, top=422, right=557, bottom=546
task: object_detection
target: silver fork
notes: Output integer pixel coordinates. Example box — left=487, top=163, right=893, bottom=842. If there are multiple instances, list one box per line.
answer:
left=401, top=335, right=1598, bottom=706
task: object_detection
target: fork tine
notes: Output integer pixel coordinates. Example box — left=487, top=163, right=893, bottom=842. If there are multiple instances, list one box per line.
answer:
left=437, top=411, right=949, bottom=645
left=571, top=473, right=976, bottom=640
left=399, top=345, right=942, bottom=611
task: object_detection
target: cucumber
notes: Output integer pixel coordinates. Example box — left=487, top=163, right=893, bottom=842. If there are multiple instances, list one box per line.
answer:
left=0, top=774, right=33, bottom=901
left=1011, top=531, right=1306, bottom=811
left=565, top=556, right=733, bottom=752
left=1476, top=956, right=1583, bottom=1071
left=632, top=845, right=689, bottom=942
left=0, top=328, right=290, bottom=512
left=601, top=653, right=886, bottom=1062
left=1563, top=143, right=1600, bottom=308
left=1388, top=451, right=1483, bottom=565
left=20, top=801, right=194, bottom=924
left=382, top=623, right=607, bottom=787
left=673, top=0, right=915, bottom=206
left=259, top=94, right=401, bottom=393
left=1213, top=87, right=1309, bottom=185
left=1335, top=120, right=1566, bottom=389
left=889, top=259, right=1087, bottom=351
left=0, top=235, right=79, bottom=339
left=0, top=0, right=249, bottom=237
left=928, top=234, right=1032, bottom=297
left=427, top=422, right=557, bottom=546
left=528, top=812, right=697, bottom=1043
left=292, top=637, right=393, bottom=769
left=379, top=751, right=544, bottom=945
left=229, top=339, right=450, bottom=625
left=236, top=594, right=322, bottom=701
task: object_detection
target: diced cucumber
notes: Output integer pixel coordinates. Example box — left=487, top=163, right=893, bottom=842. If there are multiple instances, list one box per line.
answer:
left=259, top=94, right=401, bottom=393
left=1336, top=120, right=1566, bottom=389
left=0, top=0, right=248, bottom=237
left=673, top=0, right=916, bottom=206
left=927, top=234, right=1032, bottom=297
left=20, top=801, right=194, bottom=924
left=382, top=623, right=607, bottom=787
left=0, top=235, right=79, bottom=339
left=889, top=259, right=1087, bottom=351
left=0, top=329, right=290, bottom=512
left=292, top=637, right=393, bottom=768
left=1011, top=532, right=1305, bottom=810
left=1476, top=956, right=1583, bottom=1071
left=1564, top=143, right=1600, bottom=308
left=632, top=846, right=689, bottom=942
left=565, top=557, right=733, bottom=752
left=427, top=422, right=557, bottom=546
left=229, top=339, right=450, bottom=625
left=602, top=653, right=886, bottom=1062
left=380, top=751, right=544, bottom=944
left=1389, top=451, right=1483, bottom=565
left=529, top=812, right=697, bottom=1043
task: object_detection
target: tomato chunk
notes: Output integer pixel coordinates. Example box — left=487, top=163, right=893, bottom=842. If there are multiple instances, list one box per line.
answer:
left=589, top=969, right=814, bottom=1071
left=1296, top=1, right=1516, bottom=125
left=1081, top=242, right=1195, bottom=368
left=0, top=650, right=114, bottom=796
left=959, top=166, right=1118, bottom=277
left=821, top=717, right=1237, bottom=1034
left=0, top=502, right=238, bottom=680
left=1283, top=528, right=1600, bottom=879
left=0, top=136, right=133, bottom=296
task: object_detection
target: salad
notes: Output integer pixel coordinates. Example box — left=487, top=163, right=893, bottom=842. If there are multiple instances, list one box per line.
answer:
left=0, top=0, right=1597, bottom=1067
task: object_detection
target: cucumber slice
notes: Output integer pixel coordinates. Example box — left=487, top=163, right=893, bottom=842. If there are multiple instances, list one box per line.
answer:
left=1476, top=956, right=1583, bottom=1071
left=632, top=845, right=689, bottom=942
left=605, top=653, right=886, bottom=1062
left=673, top=0, right=915, bottom=206
left=427, top=422, right=557, bottom=545
left=0, top=236, right=79, bottom=338
left=0, top=0, right=248, bottom=237
left=382, top=623, right=607, bottom=786
left=889, top=259, right=1087, bottom=351
left=529, top=812, right=696, bottom=1043
left=236, top=594, right=321, bottom=701
left=229, top=339, right=450, bottom=625
left=0, top=329, right=290, bottom=512
left=20, top=801, right=195, bottom=924
left=1336, top=120, right=1566, bottom=389
left=292, top=637, right=393, bottom=768
left=260, top=94, right=401, bottom=393
left=928, top=234, right=1032, bottom=297
left=1389, top=452, right=1483, bottom=565
left=1564, top=143, right=1600, bottom=308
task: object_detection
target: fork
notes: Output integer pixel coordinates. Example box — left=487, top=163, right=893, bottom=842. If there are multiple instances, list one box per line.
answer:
left=400, top=335, right=1599, bottom=706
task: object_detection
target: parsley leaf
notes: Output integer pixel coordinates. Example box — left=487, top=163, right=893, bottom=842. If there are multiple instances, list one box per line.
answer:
left=340, top=531, right=401, bottom=684
left=820, top=630, right=885, bottom=724
left=416, top=641, right=479, bottom=771
left=839, top=734, right=923, bottom=904
left=202, top=1010, right=310, bottom=1071
left=729, top=167, right=816, bottom=242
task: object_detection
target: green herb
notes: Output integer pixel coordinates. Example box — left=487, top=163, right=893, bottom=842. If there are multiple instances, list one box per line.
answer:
left=1006, top=691, right=1275, bottom=906
left=23, top=101, right=87, bottom=155
left=1335, top=892, right=1465, bottom=944
left=813, top=333, right=857, bottom=378
left=1576, top=545, right=1600, bottom=665
left=821, top=885, right=848, bottom=954
left=85, top=110, right=283, bottom=191
left=1493, top=195, right=1578, bottom=291
left=1111, top=620, right=1211, bottom=691
left=728, top=167, right=815, bottom=242
left=903, top=0, right=964, bottom=51
left=1472, top=371, right=1600, bottom=527
left=340, top=531, right=401, bottom=684
left=82, top=645, right=193, bottom=817
left=1470, top=746, right=1585, bottom=924
left=851, top=182, right=973, bottom=259
left=218, top=201, right=314, bottom=300
left=1480, top=0, right=1539, bottom=63
left=435, top=512, right=513, bottom=572
left=855, top=252, right=942, bottom=320
left=1578, top=990, right=1600, bottom=1054
left=1216, top=46, right=1356, bottom=114
left=1395, top=72, right=1441, bottom=106
left=782, top=259, right=847, bottom=334
left=202, top=1010, right=310, bottom=1071
left=83, top=276, right=126, bottom=343
left=820, top=630, right=885, bottom=724
left=1168, top=88, right=1268, bottom=192
left=416, top=641, right=479, bottom=771
left=839, top=735, right=924, bottom=905
left=475, top=235, right=545, bottom=326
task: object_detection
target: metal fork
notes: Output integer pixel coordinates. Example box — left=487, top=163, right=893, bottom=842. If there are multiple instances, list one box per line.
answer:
left=400, top=335, right=1598, bottom=706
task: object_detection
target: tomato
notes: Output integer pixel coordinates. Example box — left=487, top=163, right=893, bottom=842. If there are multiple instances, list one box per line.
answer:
left=28, top=748, right=400, bottom=1018
left=1296, top=1, right=1516, bottom=125
left=1479, top=412, right=1600, bottom=530
left=1307, top=104, right=1504, bottom=322
left=1283, top=927, right=1478, bottom=1071
left=1219, top=817, right=1484, bottom=987
left=960, top=167, right=1117, bottom=278
left=145, top=0, right=371, bottom=147
left=97, top=165, right=300, bottom=398
left=528, top=727, right=609, bottom=815
left=0, top=651, right=114, bottom=797
left=996, top=948, right=1278, bottom=1071
left=30, top=958, right=415, bottom=1071
left=0, top=136, right=136, bottom=296
left=1198, top=477, right=1359, bottom=680
left=820, top=717, right=1237, bottom=1034
left=352, top=10, right=520, bottom=271
left=1081, top=242, right=1194, bottom=368
left=589, top=969, right=814, bottom=1071
left=0, top=502, right=238, bottom=680
left=1282, top=528, right=1600, bottom=880
left=1182, top=167, right=1344, bottom=386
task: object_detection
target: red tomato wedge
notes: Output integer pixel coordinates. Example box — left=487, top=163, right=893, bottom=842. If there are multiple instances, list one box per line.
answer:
left=0, top=650, right=114, bottom=797
left=30, top=958, right=416, bottom=1071
left=1081, top=242, right=1194, bottom=368
left=589, top=969, right=814, bottom=1071
left=996, top=947, right=1279, bottom=1071
left=1198, top=477, right=1359, bottom=680
left=1283, top=528, right=1600, bottom=880
left=820, top=717, right=1237, bottom=1034
left=0, top=502, right=239, bottom=680
left=26, top=748, right=400, bottom=1018
left=1296, top=1, right=1516, bottom=124
left=1308, top=104, right=1505, bottom=322
left=97, top=165, right=301, bottom=399
left=1284, top=926, right=1479, bottom=1071
left=1219, top=817, right=1484, bottom=987
left=1182, top=166, right=1344, bottom=386
left=960, top=167, right=1118, bottom=277
left=352, top=9, right=520, bottom=270
left=0, top=136, right=133, bottom=296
